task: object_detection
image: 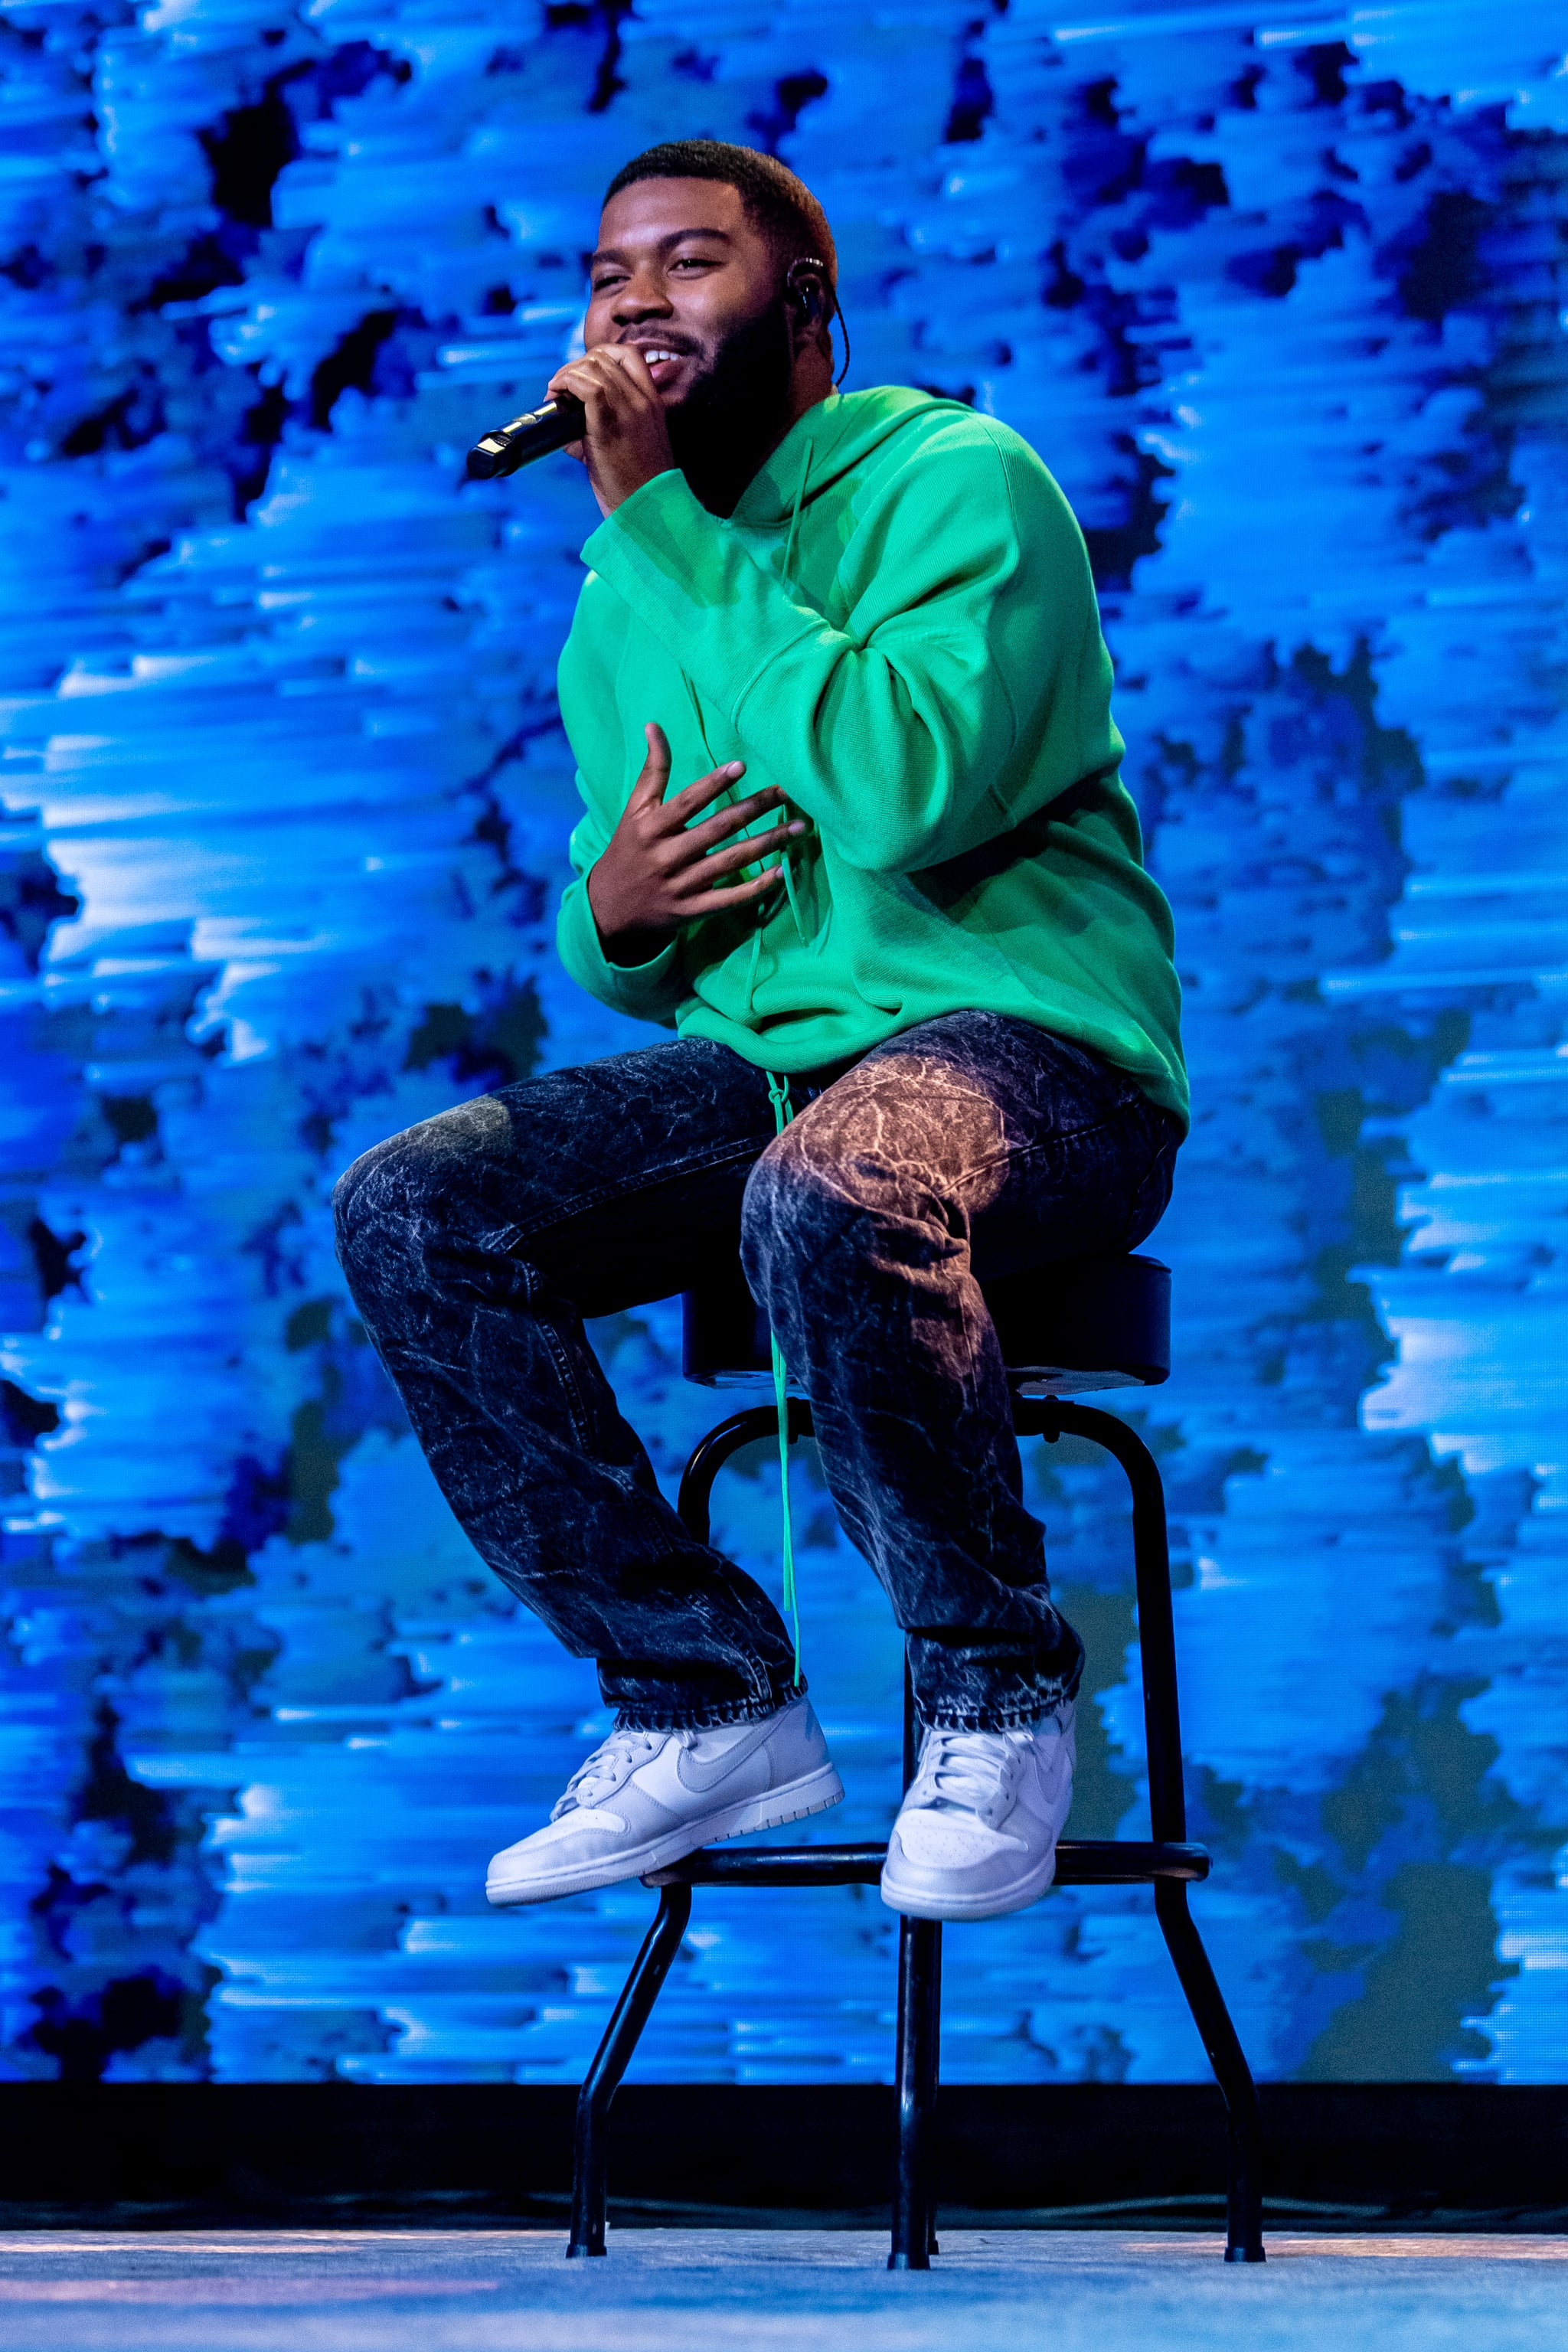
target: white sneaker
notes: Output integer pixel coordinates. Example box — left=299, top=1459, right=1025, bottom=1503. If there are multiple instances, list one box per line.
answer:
left=880, top=1706, right=1076, bottom=1922
left=486, top=1694, right=844, bottom=1906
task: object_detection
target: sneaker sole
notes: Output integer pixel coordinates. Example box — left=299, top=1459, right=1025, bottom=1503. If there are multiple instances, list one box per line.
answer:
left=485, top=1762, right=845, bottom=1908
left=878, top=1847, right=1060, bottom=1923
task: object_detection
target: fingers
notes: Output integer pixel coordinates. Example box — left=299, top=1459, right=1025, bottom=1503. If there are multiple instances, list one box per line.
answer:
left=696, top=864, right=792, bottom=910
left=667, top=760, right=747, bottom=820
left=548, top=346, right=662, bottom=418
left=684, top=786, right=792, bottom=848
left=596, top=344, right=660, bottom=397
left=648, top=761, right=792, bottom=844
left=618, top=731, right=807, bottom=920
left=630, top=742, right=748, bottom=825
left=694, top=822, right=802, bottom=883
left=544, top=358, right=642, bottom=459
left=547, top=345, right=676, bottom=514
left=630, top=723, right=671, bottom=805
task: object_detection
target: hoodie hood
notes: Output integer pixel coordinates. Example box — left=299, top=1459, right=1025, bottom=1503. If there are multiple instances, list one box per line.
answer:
left=732, top=387, right=957, bottom=531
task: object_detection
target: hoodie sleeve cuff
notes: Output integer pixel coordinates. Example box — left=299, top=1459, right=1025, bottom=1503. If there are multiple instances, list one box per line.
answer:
left=581, top=466, right=697, bottom=575
left=556, top=878, right=685, bottom=1024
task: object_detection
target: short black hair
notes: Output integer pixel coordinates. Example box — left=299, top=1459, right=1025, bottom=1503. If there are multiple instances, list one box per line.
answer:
left=603, top=139, right=837, bottom=294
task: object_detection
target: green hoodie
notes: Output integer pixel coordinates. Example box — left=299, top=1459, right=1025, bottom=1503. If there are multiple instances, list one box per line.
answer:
left=555, top=386, right=1187, bottom=1128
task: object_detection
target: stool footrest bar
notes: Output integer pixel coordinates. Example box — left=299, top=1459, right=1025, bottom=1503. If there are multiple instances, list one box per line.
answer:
left=645, top=1842, right=884, bottom=1887
left=1055, top=1840, right=1210, bottom=1884
left=643, top=1838, right=1210, bottom=1890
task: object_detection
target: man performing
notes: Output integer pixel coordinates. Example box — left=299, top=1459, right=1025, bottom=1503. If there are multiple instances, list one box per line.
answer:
left=334, top=139, right=1186, bottom=1925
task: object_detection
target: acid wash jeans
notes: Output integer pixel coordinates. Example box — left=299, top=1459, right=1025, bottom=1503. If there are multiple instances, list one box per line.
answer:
left=332, top=1012, right=1181, bottom=1734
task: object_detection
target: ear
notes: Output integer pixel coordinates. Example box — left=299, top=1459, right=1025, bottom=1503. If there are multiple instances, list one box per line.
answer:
left=786, top=258, right=828, bottom=327
left=784, top=262, right=835, bottom=370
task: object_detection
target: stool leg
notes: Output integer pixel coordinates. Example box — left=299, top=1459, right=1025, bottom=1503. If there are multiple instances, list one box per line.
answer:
left=1154, top=1880, right=1265, bottom=2262
left=891, top=1648, right=940, bottom=2265
left=567, top=1883, right=692, bottom=2258
left=918, top=1919, right=942, bottom=2256
left=889, top=1913, right=941, bottom=2269
left=1048, top=1403, right=1266, bottom=2264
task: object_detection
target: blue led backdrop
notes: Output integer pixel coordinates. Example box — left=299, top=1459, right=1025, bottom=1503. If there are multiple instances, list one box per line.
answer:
left=1, top=0, right=1566, bottom=2086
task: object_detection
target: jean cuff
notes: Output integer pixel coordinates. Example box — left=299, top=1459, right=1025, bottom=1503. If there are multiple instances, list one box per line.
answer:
left=922, top=1677, right=1078, bottom=1734
left=612, top=1682, right=805, bottom=1733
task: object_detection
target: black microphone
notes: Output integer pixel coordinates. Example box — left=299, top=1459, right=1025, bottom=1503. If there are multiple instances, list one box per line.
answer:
left=466, top=393, right=587, bottom=480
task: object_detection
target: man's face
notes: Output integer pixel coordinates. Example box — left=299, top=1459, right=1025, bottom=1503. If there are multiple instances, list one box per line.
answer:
left=585, top=177, right=785, bottom=407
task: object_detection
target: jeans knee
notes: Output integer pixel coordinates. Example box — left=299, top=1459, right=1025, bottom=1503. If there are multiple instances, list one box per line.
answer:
left=333, top=1091, right=514, bottom=1297
left=331, top=1147, right=374, bottom=1240
left=741, top=1122, right=860, bottom=1303
left=332, top=1134, right=413, bottom=1293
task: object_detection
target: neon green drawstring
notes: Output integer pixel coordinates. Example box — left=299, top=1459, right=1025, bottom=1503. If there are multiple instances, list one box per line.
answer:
left=765, top=1070, right=802, bottom=1687
left=780, top=435, right=812, bottom=590
left=756, top=447, right=815, bottom=1688
left=767, top=438, right=814, bottom=976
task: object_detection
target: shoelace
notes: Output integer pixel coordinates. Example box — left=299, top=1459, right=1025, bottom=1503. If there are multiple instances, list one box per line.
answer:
left=550, top=1725, right=668, bottom=1820
left=908, top=1726, right=1034, bottom=1824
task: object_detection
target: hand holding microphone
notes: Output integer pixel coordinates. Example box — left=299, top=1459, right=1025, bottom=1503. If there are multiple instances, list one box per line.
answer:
left=467, top=344, right=678, bottom=516
left=466, top=394, right=587, bottom=479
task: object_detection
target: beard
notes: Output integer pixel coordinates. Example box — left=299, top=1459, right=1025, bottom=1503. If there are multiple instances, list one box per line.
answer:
left=664, top=297, right=796, bottom=516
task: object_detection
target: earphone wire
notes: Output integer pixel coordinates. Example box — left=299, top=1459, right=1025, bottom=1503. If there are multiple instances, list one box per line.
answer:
left=830, top=289, right=851, bottom=386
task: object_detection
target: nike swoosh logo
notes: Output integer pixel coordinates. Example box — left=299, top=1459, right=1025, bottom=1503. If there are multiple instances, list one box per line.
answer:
left=675, top=1714, right=786, bottom=1793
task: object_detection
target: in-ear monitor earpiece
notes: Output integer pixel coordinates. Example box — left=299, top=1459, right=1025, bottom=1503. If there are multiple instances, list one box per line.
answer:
left=786, top=254, right=850, bottom=384
left=788, top=256, right=828, bottom=323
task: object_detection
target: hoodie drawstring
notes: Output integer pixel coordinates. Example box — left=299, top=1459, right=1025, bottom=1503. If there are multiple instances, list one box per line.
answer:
left=780, top=435, right=812, bottom=591
left=743, top=439, right=816, bottom=1025
left=765, top=1070, right=802, bottom=1687
left=740, top=456, right=818, bottom=1684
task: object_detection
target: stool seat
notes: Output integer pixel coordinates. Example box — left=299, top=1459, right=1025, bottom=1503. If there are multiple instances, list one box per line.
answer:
left=682, top=1252, right=1171, bottom=1395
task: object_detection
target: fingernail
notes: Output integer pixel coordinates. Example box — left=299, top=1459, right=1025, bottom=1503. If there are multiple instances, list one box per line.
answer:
left=788, top=821, right=806, bottom=833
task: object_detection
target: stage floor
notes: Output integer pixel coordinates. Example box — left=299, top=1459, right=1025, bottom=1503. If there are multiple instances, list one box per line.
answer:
left=2, top=2229, right=1566, bottom=2349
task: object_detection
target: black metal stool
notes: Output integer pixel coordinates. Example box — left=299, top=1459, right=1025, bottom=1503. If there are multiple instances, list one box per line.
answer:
left=567, top=1253, right=1265, bottom=2265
